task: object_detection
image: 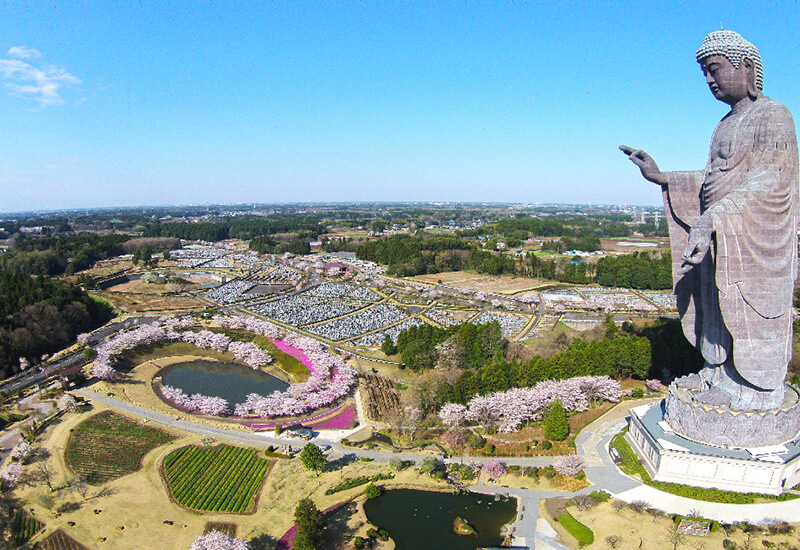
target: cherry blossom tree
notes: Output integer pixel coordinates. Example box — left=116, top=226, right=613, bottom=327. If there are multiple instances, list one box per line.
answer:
left=445, top=375, right=622, bottom=432
left=58, top=393, right=78, bottom=412
left=11, top=441, right=33, bottom=462
left=482, top=459, right=506, bottom=479
left=1, top=463, right=21, bottom=489
left=438, top=403, right=467, bottom=427
left=554, top=455, right=585, bottom=476
left=646, top=379, right=667, bottom=392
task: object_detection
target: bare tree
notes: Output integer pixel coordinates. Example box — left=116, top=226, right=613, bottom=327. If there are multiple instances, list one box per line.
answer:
left=666, top=526, right=685, bottom=550
left=70, top=476, right=89, bottom=500
left=611, top=500, right=626, bottom=514
left=34, top=461, right=54, bottom=492
left=605, top=535, right=622, bottom=548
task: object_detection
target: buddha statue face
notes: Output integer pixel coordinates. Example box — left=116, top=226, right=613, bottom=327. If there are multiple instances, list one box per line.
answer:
left=699, top=55, right=756, bottom=107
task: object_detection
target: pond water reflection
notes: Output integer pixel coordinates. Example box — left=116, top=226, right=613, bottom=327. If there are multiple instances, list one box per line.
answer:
left=363, top=489, right=517, bottom=550
left=159, top=359, right=289, bottom=407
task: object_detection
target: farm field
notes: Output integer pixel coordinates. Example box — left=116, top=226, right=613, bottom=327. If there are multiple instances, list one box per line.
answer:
left=92, top=290, right=206, bottom=312
left=65, top=410, right=175, bottom=484
left=35, top=529, right=88, bottom=550
left=12, top=508, right=44, bottom=546
left=409, top=271, right=551, bottom=294
left=163, top=444, right=271, bottom=513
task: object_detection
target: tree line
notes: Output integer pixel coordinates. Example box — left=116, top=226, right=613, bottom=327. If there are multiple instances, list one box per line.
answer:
left=143, top=215, right=327, bottom=242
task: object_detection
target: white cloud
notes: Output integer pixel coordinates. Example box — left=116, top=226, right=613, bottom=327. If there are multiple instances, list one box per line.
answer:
left=0, top=47, right=81, bottom=106
left=8, top=46, right=42, bottom=60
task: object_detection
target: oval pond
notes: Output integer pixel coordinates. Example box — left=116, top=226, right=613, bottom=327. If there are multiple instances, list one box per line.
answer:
left=363, top=489, right=517, bottom=550
left=159, top=359, right=289, bottom=407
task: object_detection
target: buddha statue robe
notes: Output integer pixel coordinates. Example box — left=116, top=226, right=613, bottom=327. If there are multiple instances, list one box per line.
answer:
left=662, top=96, right=799, bottom=406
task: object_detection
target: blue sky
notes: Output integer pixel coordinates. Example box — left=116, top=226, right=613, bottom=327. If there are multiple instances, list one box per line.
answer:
left=1, top=2, right=798, bottom=213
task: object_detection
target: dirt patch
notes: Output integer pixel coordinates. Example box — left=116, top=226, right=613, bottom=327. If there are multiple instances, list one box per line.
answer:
left=409, top=271, right=551, bottom=294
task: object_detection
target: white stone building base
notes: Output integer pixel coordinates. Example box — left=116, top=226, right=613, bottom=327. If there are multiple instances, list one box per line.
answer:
left=627, top=401, right=800, bottom=496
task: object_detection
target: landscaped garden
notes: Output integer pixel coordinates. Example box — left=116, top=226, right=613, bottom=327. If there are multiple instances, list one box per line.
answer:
left=163, top=444, right=271, bottom=513
left=64, top=410, right=175, bottom=484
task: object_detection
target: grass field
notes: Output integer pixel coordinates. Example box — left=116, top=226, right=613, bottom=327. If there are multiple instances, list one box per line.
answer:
left=163, top=444, right=270, bottom=513
left=65, top=410, right=175, bottom=485
left=254, top=336, right=310, bottom=382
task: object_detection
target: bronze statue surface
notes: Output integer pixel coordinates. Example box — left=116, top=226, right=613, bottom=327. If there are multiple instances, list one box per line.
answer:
left=622, top=30, right=799, bottom=416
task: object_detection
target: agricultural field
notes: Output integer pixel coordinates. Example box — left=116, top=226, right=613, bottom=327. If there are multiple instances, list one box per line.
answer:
left=163, top=444, right=270, bottom=513
left=361, top=373, right=401, bottom=422
left=92, top=290, right=206, bottom=313
left=35, top=529, right=88, bottom=550
left=65, top=411, right=175, bottom=484
left=409, top=271, right=548, bottom=294
left=12, top=508, right=44, bottom=546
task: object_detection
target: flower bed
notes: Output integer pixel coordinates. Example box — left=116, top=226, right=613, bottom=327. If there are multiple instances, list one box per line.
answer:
left=243, top=402, right=352, bottom=430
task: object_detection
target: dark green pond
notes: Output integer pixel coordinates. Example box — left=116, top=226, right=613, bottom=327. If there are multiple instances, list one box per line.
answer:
left=159, top=359, right=289, bottom=406
left=363, top=489, right=517, bottom=550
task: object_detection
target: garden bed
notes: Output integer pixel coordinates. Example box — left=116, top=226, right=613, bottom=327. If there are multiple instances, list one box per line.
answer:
left=65, top=410, right=175, bottom=485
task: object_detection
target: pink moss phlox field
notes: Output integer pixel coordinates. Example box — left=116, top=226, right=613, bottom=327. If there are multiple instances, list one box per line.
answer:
left=270, top=339, right=315, bottom=374
left=276, top=524, right=299, bottom=550
left=277, top=502, right=344, bottom=550
left=244, top=403, right=352, bottom=430
left=307, top=404, right=356, bottom=430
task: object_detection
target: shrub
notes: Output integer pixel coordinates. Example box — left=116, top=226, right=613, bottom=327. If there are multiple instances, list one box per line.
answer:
left=353, top=536, right=365, bottom=549
left=366, top=528, right=379, bottom=539
left=364, top=483, right=381, bottom=499
left=544, top=470, right=557, bottom=480
left=589, top=490, right=611, bottom=502
left=274, top=424, right=283, bottom=436
left=484, top=443, right=495, bottom=454
left=541, top=440, right=552, bottom=450
left=467, top=432, right=485, bottom=449
left=722, top=540, right=737, bottom=550
left=527, top=467, right=540, bottom=480
left=631, top=388, right=644, bottom=398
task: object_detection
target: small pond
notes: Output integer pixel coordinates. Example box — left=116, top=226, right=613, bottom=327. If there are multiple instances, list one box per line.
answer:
left=363, top=489, right=517, bottom=550
left=159, top=359, right=289, bottom=407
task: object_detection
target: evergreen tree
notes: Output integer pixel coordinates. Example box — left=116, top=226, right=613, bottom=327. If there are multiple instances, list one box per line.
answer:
left=381, top=334, right=396, bottom=356
left=544, top=399, right=569, bottom=441
left=299, top=443, right=327, bottom=475
left=293, top=497, right=326, bottom=550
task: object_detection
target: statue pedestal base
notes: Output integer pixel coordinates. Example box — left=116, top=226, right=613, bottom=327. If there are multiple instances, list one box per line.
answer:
left=665, top=385, right=800, bottom=448
left=628, top=401, right=800, bottom=495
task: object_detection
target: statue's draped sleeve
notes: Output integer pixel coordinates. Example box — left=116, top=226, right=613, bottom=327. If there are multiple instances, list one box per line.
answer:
left=663, top=98, right=800, bottom=389
left=662, top=170, right=704, bottom=352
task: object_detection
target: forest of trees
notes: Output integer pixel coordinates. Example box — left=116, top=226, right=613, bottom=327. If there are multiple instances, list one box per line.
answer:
left=394, top=321, right=504, bottom=371
left=0, top=271, right=115, bottom=379
left=5, top=233, right=129, bottom=276
left=434, top=318, right=700, bottom=406
left=143, top=215, right=327, bottom=242
left=594, top=251, right=672, bottom=289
